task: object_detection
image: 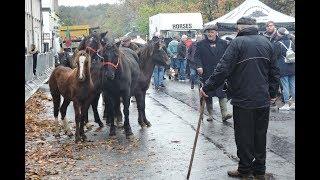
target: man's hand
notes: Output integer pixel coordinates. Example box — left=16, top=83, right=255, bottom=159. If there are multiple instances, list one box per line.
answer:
left=270, top=97, right=277, bottom=104
left=197, top=68, right=203, bottom=75
left=199, top=87, right=209, bottom=97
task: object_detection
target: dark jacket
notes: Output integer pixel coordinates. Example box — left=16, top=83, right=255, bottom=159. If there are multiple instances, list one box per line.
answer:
left=187, top=41, right=198, bottom=69
left=274, top=35, right=295, bottom=77
left=177, top=41, right=187, bottom=59
left=202, top=27, right=280, bottom=109
left=194, top=36, right=228, bottom=98
left=262, top=30, right=277, bottom=43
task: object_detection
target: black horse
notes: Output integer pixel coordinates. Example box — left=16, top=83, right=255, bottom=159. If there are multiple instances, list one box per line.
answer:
left=76, top=32, right=109, bottom=129
left=100, top=34, right=169, bottom=138
left=100, top=37, right=140, bottom=138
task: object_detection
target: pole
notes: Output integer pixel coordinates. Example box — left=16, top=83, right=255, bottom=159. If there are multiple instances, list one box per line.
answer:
left=187, top=85, right=206, bottom=179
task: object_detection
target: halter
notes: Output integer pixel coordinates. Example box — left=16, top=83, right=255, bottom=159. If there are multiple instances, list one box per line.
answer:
left=85, top=46, right=97, bottom=54
left=101, top=58, right=120, bottom=69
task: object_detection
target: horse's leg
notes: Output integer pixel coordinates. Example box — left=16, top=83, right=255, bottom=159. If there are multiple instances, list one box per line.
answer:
left=103, top=93, right=112, bottom=126
left=60, top=98, right=73, bottom=137
left=80, top=101, right=91, bottom=142
left=115, top=97, right=123, bottom=127
left=91, top=93, right=104, bottom=128
left=107, top=95, right=116, bottom=137
left=141, top=90, right=152, bottom=127
left=52, top=92, right=61, bottom=137
left=122, top=91, right=133, bottom=138
left=135, top=91, right=146, bottom=128
left=73, top=100, right=81, bottom=143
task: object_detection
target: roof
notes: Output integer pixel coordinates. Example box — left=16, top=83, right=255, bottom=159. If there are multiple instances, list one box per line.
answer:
left=205, top=0, right=295, bottom=26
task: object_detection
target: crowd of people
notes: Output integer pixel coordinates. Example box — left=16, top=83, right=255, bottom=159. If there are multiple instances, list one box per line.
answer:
left=147, top=20, right=295, bottom=113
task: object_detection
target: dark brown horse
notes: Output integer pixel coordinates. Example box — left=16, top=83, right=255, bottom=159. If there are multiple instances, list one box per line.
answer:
left=133, top=40, right=170, bottom=127
left=49, top=50, right=94, bottom=142
left=76, top=32, right=109, bottom=129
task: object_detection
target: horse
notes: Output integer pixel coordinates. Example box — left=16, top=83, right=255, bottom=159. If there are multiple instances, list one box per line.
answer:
left=48, top=50, right=94, bottom=143
left=100, top=34, right=169, bottom=138
left=132, top=40, right=170, bottom=127
left=99, top=34, right=141, bottom=138
left=76, top=32, right=109, bottom=129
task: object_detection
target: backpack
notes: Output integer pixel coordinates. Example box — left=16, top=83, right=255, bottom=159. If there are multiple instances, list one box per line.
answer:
left=279, top=40, right=295, bottom=63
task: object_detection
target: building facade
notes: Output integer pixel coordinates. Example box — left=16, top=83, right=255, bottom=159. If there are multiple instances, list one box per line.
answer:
left=42, top=0, right=60, bottom=53
left=25, top=0, right=43, bottom=52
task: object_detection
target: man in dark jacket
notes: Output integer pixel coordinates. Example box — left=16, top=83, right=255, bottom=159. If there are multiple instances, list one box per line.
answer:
left=28, top=44, right=39, bottom=76
left=274, top=27, right=295, bottom=111
left=187, top=34, right=203, bottom=89
left=262, top=21, right=277, bottom=43
left=200, top=17, right=280, bottom=179
left=177, top=34, right=188, bottom=81
left=194, top=24, right=232, bottom=122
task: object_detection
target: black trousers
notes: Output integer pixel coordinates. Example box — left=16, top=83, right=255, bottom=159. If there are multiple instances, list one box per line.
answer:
left=233, top=106, right=270, bottom=175
left=33, top=57, right=37, bottom=75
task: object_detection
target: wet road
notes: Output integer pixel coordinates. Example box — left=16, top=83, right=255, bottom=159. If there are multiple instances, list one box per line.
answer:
left=37, top=77, right=295, bottom=179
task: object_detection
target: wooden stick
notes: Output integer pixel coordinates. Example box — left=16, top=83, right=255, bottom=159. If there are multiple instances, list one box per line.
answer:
left=187, top=95, right=205, bottom=179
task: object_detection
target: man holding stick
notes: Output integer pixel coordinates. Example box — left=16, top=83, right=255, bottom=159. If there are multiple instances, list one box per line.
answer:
left=200, top=17, right=280, bottom=179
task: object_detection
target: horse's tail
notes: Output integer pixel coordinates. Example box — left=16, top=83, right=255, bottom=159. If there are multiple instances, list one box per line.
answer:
left=48, top=75, right=61, bottom=118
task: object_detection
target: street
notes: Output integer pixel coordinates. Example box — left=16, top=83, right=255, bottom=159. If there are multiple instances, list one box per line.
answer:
left=25, top=78, right=295, bottom=180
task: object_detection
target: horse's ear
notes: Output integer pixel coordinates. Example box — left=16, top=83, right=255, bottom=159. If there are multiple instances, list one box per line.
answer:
left=114, top=40, right=121, bottom=48
left=100, top=31, right=108, bottom=39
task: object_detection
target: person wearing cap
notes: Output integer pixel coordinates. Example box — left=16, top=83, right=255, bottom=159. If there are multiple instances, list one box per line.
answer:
left=121, top=36, right=140, bottom=54
left=176, top=34, right=188, bottom=81
left=262, top=21, right=277, bottom=43
left=274, top=27, right=295, bottom=111
left=194, top=24, right=232, bottom=122
left=199, top=17, right=280, bottom=179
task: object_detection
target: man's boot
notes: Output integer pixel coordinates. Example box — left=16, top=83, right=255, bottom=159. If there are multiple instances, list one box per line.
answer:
left=206, top=101, right=214, bottom=122
left=219, top=98, right=233, bottom=121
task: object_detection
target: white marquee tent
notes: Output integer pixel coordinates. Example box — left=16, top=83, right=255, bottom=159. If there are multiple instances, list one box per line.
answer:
left=205, top=0, right=295, bottom=31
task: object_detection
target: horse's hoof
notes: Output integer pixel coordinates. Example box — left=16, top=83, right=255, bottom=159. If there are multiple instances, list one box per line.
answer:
left=85, top=123, right=94, bottom=131
left=138, top=121, right=146, bottom=128
left=116, top=121, right=124, bottom=128
left=126, top=134, right=134, bottom=140
left=144, top=121, right=152, bottom=127
left=98, top=122, right=104, bottom=128
left=81, top=134, right=87, bottom=142
left=66, top=131, right=74, bottom=138
left=54, top=133, right=60, bottom=138
left=75, top=136, right=81, bottom=143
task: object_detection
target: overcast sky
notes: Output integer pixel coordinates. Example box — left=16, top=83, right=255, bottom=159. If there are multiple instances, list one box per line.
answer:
left=58, top=0, right=121, bottom=7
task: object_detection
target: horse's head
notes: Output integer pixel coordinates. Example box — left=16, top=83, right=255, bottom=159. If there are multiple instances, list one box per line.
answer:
left=83, top=34, right=101, bottom=57
left=150, top=41, right=170, bottom=66
left=98, top=37, right=121, bottom=81
left=74, top=50, right=91, bottom=81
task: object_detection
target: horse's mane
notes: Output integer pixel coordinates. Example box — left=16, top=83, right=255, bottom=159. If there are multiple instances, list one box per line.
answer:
left=138, top=42, right=156, bottom=70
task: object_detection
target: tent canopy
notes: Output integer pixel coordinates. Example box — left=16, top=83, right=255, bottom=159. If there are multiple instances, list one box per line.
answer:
left=205, top=0, right=295, bottom=31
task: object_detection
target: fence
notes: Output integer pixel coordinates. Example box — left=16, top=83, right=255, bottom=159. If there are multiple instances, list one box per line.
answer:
left=25, top=52, right=55, bottom=102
